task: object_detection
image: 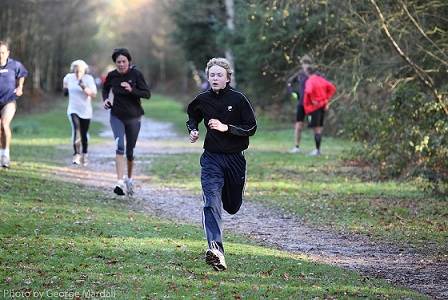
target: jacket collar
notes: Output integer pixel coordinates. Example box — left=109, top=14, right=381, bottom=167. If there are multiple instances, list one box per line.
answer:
left=0, top=58, right=10, bottom=69
left=209, top=84, right=231, bottom=97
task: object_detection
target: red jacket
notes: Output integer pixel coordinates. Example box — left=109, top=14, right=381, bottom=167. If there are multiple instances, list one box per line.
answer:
left=303, top=75, right=336, bottom=114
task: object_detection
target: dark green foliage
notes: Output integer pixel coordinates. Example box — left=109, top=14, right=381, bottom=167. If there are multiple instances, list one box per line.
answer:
left=171, top=0, right=226, bottom=70
left=344, top=1, right=448, bottom=193
left=350, top=83, right=447, bottom=193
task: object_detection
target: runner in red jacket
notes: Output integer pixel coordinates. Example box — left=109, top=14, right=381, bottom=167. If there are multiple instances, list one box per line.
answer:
left=303, top=74, right=336, bottom=115
left=303, top=65, right=336, bottom=156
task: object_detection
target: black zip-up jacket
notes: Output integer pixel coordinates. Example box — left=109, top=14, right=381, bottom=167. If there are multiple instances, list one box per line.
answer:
left=186, top=85, right=257, bottom=153
left=102, top=66, right=151, bottom=120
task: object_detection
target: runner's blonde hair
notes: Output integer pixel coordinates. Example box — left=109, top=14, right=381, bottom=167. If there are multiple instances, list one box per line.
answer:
left=70, top=59, right=89, bottom=73
left=0, top=41, right=10, bottom=49
left=206, top=58, right=233, bottom=81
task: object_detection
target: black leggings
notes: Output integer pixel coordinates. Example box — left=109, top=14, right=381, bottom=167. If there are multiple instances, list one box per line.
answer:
left=110, top=114, right=141, bottom=161
left=69, top=113, right=90, bottom=155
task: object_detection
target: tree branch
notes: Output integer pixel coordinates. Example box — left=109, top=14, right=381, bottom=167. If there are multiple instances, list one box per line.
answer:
left=398, top=0, right=448, bottom=62
left=369, top=0, right=448, bottom=115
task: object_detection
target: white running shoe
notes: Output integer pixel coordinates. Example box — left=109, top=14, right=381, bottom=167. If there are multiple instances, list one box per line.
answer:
left=81, top=153, right=88, bottom=166
left=72, top=154, right=81, bottom=165
left=289, top=146, right=302, bottom=154
left=124, top=177, right=134, bottom=196
left=1, top=155, right=10, bottom=168
left=308, top=149, right=321, bottom=156
left=205, top=248, right=227, bottom=271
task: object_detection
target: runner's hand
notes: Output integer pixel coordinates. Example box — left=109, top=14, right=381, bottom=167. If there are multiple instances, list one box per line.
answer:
left=121, top=82, right=132, bottom=92
left=208, top=119, right=228, bottom=132
left=190, top=130, right=199, bottom=143
left=104, top=100, right=113, bottom=109
left=14, top=87, right=23, bottom=97
left=83, top=87, right=92, bottom=95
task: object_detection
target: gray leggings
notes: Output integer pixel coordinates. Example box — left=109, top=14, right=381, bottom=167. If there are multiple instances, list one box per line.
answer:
left=110, top=114, right=141, bottom=161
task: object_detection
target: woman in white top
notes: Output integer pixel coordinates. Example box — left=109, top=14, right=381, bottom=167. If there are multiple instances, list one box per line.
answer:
left=63, top=60, right=97, bottom=165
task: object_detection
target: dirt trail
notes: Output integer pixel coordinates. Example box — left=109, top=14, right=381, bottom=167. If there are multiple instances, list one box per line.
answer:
left=49, top=106, right=447, bottom=299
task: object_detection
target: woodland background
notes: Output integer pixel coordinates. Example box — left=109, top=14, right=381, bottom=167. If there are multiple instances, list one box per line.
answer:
left=1, top=0, right=447, bottom=193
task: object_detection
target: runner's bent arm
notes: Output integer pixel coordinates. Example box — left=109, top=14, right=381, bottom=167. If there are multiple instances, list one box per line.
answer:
left=227, top=96, right=257, bottom=137
left=130, top=71, right=150, bottom=99
left=83, top=75, right=97, bottom=98
left=186, top=97, right=203, bottom=132
left=102, top=73, right=112, bottom=101
left=15, top=77, right=25, bottom=96
left=63, top=75, right=69, bottom=96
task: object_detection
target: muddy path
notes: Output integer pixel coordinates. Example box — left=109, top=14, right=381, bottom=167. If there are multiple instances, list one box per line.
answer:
left=48, top=106, right=447, bottom=299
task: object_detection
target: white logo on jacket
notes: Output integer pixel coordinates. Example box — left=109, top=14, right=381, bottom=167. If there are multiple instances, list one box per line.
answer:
left=227, top=106, right=233, bottom=111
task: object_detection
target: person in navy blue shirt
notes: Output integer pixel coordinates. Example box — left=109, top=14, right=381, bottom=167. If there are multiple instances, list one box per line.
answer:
left=187, top=57, right=257, bottom=271
left=287, top=55, right=312, bottom=154
left=0, top=41, right=28, bottom=168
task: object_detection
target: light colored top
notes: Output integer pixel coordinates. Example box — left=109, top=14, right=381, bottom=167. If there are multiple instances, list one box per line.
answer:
left=63, top=73, right=97, bottom=119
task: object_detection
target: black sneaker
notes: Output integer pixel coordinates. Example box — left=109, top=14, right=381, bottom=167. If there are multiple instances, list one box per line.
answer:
left=113, top=181, right=125, bottom=196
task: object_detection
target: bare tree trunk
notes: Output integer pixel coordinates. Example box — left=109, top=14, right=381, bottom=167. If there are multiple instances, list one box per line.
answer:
left=29, top=4, right=41, bottom=91
left=5, top=5, right=13, bottom=40
left=224, top=0, right=236, bottom=87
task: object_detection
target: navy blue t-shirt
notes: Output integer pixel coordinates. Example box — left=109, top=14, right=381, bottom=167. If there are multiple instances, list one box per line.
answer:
left=290, top=71, right=324, bottom=106
left=0, top=58, right=28, bottom=105
left=297, top=72, right=308, bottom=106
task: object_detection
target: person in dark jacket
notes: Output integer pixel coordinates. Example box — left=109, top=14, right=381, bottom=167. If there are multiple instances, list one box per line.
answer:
left=0, top=41, right=28, bottom=168
left=186, top=57, right=257, bottom=271
left=286, top=55, right=313, bottom=154
left=102, top=48, right=150, bottom=196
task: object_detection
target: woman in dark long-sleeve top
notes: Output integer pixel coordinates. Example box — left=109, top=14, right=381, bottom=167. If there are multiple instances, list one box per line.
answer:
left=102, top=48, right=151, bottom=196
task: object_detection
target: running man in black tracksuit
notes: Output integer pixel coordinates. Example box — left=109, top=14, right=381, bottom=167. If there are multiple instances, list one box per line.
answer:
left=186, top=58, right=257, bottom=271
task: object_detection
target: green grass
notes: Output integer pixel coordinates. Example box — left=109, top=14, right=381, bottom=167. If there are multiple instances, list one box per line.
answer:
left=143, top=94, right=189, bottom=133
left=0, top=97, right=427, bottom=298
left=143, top=94, right=448, bottom=253
left=143, top=94, right=208, bottom=134
left=11, top=100, right=103, bottom=166
left=0, top=173, right=424, bottom=299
